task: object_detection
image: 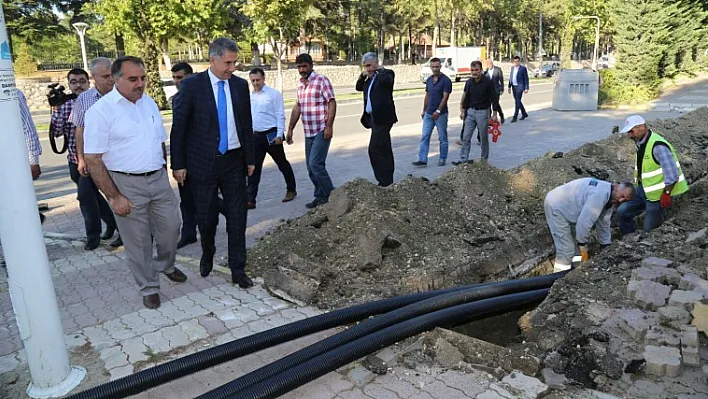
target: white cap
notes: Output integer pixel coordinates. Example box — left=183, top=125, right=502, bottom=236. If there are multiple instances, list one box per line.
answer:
left=619, top=115, right=646, bottom=134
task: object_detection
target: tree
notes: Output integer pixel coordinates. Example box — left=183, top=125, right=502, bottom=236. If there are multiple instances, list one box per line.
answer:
left=241, top=0, right=312, bottom=91
left=3, top=0, right=63, bottom=60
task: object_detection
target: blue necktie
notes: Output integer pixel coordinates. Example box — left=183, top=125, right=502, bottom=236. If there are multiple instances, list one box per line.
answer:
left=217, top=80, right=228, bottom=154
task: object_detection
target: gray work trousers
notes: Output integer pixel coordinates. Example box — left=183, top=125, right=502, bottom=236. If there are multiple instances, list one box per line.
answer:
left=109, top=168, right=181, bottom=296
left=544, top=198, right=576, bottom=266
left=460, top=108, right=490, bottom=161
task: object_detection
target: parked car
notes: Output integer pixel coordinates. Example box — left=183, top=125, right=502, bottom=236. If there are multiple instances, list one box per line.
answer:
left=533, top=62, right=560, bottom=78
left=598, top=55, right=615, bottom=69
left=163, top=79, right=178, bottom=107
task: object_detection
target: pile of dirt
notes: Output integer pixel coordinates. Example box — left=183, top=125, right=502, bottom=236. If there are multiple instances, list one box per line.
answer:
left=248, top=108, right=708, bottom=310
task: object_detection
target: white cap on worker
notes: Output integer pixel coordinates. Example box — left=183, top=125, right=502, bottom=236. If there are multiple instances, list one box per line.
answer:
left=619, top=115, right=646, bottom=134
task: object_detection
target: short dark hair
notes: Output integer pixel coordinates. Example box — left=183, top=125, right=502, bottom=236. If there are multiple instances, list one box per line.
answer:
left=429, top=57, right=441, bottom=64
left=470, top=60, right=483, bottom=69
left=67, top=68, right=89, bottom=81
left=171, top=62, right=193, bottom=75
left=111, top=56, right=145, bottom=78
left=513, top=55, right=521, bottom=61
left=295, top=53, right=313, bottom=65
left=249, top=67, right=265, bottom=77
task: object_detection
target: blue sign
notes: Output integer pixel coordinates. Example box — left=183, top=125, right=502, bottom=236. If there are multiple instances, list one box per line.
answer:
left=0, top=41, right=10, bottom=60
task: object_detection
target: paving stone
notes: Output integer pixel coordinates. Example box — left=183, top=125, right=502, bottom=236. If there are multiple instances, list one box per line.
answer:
left=618, top=309, right=658, bottom=341
left=540, top=368, right=568, bottom=390
left=161, top=325, right=191, bottom=348
left=643, top=345, right=681, bottom=377
left=362, top=383, right=402, bottom=399
left=109, top=364, right=134, bottom=380
left=682, top=325, right=700, bottom=349
left=264, top=313, right=292, bottom=328
left=279, top=308, right=309, bottom=322
left=138, top=309, right=173, bottom=328
left=436, top=370, right=486, bottom=396
left=641, top=257, right=674, bottom=268
left=247, top=319, right=274, bottom=334
left=627, top=280, right=671, bottom=310
left=141, top=331, right=171, bottom=354
left=187, top=292, right=225, bottom=310
left=645, top=327, right=681, bottom=348
left=231, top=307, right=260, bottom=323
left=74, top=312, right=99, bottom=328
left=631, top=266, right=682, bottom=286
left=680, top=274, right=708, bottom=295
left=179, top=318, right=209, bottom=341
left=100, top=345, right=129, bottom=369
left=372, top=374, right=421, bottom=398
left=121, top=336, right=149, bottom=363
left=83, top=325, right=117, bottom=351
left=501, top=371, right=549, bottom=399
left=64, top=332, right=88, bottom=349
left=0, top=354, right=19, bottom=374
left=103, top=319, right=136, bottom=341
left=669, top=290, right=705, bottom=312
left=262, top=296, right=291, bottom=311
left=691, top=298, right=708, bottom=334
left=420, top=380, right=468, bottom=399
left=658, top=306, right=692, bottom=325
left=246, top=301, right=277, bottom=317
left=197, top=315, right=229, bottom=336
left=686, top=228, right=707, bottom=244
left=346, top=366, right=376, bottom=387
left=483, top=383, right=516, bottom=399
left=230, top=325, right=253, bottom=339
left=157, top=303, right=191, bottom=322
left=217, top=285, right=258, bottom=304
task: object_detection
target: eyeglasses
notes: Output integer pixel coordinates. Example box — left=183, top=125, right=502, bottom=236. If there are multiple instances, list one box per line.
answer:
left=69, top=79, right=89, bottom=85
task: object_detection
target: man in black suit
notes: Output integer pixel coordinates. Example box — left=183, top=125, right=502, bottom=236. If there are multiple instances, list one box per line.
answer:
left=485, top=59, right=505, bottom=124
left=356, top=52, right=398, bottom=187
left=170, top=38, right=256, bottom=289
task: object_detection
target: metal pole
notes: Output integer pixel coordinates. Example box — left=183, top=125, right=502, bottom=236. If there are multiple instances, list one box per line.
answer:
left=72, top=22, right=89, bottom=71
left=593, top=17, right=600, bottom=71
left=0, top=4, right=86, bottom=398
left=538, top=11, right=543, bottom=61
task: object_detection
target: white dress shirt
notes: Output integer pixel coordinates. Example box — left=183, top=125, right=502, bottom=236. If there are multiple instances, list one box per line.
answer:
left=207, top=68, right=241, bottom=150
left=511, top=67, right=519, bottom=86
left=83, top=88, right=166, bottom=173
left=487, top=68, right=494, bottom=78
left=250, top=84, right=286, bottom=139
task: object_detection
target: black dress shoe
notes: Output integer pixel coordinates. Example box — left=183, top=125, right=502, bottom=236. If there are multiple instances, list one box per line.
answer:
left=510, top=118, right=518, bottom=123
left=101, top=226, right=116, bottom=240
left=500, top=116, right=506, bottom=124
left=306, top=198, right=328, bottom=209
left=143, top=294, right=161, bottom=309
left=165, top=267, right=188, bottom=283
left=520, top=114, right=528, bottom=121
left=200, top=254, right=214, bottom=277
left=177, top=236, right=197, bottom=249
left=232, top=273, right=254, bottom=289
left=109, top=236, right=123, bottom=248
left=84, top=237, right=100, bottom=251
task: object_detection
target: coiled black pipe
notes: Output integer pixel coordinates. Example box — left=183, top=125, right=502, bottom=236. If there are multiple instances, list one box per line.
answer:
left=67, top=281, right=492, bottom=399
left=197, top=273, right=562, bottom=399
left=206, top=289, right=550, bottom=399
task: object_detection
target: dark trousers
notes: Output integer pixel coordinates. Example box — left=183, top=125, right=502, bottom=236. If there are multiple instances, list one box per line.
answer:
left=512, top=85, right=528, bottom=119
left=68, top=162, right=117, bottom=241
left=368, top=118, right=395, bottom=187
left=247, top=129, right=296, bottom=203
left=191, top=149, right=248, bottom=275
left=179, top=177, right=226, bottom=241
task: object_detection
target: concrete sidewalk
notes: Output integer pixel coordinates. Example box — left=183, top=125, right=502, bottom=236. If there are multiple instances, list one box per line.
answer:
left=1, top=79, right=700, bottom=398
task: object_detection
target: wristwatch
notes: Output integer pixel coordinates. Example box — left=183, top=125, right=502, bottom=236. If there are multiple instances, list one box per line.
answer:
left=435, top=110, right=441, bottom=114
left=664, top=189, right=671, bottom=194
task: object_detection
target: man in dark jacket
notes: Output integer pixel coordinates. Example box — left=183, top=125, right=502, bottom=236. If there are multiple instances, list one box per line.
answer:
left=356, top=52, right=398, bottom=187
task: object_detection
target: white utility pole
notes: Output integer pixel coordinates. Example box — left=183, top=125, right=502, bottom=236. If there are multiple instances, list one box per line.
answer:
left=72, top=22, right=89, bottom=71
left=0, top=3, right=86, bottom=398
left=573, top=15, right=600, bottom=70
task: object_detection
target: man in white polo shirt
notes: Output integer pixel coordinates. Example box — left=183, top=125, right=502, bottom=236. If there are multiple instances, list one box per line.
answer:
left=83, top=56, right=186, bottom=309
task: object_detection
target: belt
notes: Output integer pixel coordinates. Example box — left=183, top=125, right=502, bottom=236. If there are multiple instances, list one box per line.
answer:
left=111, top=169, right=160, bottom=177
left=254, top=127, right=277, bottom=134
left=216, top=148, right=242, bottom=157
left=470, top=106, right=490, bottom=110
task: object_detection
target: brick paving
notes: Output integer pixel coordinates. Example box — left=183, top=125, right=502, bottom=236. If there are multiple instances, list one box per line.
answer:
left=0, top=85, right=694, bottom=398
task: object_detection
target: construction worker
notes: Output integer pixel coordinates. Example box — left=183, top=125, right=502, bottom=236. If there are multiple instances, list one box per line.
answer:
left=617, top=115, right=689, bottom=234
left=544, top=178, right=635, bottom=272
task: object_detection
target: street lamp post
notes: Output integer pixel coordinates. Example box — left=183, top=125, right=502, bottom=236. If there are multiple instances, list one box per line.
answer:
left=572, top=16, right=600, bottom=70
left=72, top=22, right=89, bottom=71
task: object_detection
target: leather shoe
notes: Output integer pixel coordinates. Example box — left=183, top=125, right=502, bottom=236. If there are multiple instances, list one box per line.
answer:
left=165, top=267, right=187, bottom=283
left=200, top=253, right=214, bottom=277
left=101, top=226, right=116, bottom=240
left=177, top=236, right=197, bottom=249
left=232, top=273, right=254, bottom=288
left=109, top=236, right=123, bottom=248
left=247, top=201, right=256, bottom=210
left=282, top=191, right=297, bottom=202
left=84, top=237, right=100, bottom=251
left=142, top=294, right=160, bottom=309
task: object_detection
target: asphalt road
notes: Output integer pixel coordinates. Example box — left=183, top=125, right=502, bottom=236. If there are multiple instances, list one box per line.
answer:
left=33, top=80, right=555, bottom=201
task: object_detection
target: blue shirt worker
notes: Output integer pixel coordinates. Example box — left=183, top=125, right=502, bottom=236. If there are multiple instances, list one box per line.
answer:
left=413, top=57, right=453, bottom=167
left=616, top=115, right=689, bottom=234
left=544, top=178, right=635, bottom=272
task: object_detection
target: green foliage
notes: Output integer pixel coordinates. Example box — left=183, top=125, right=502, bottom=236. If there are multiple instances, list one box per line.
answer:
left=3, top=0, right=64, bottom=43
left=13, top=42, right=38, bottom=75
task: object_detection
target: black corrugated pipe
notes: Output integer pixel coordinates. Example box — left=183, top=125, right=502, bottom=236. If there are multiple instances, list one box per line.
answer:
left=204, top=289, right=550, bottom=399
left=197, top=273, right=562, bottom=399
left=67, top=281, right=492, bottom=399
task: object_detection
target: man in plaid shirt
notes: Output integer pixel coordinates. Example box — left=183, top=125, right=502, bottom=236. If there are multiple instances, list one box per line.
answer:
left=66, top=58, right=121, bottom=250
left=286, top=53, right=337, bottom=209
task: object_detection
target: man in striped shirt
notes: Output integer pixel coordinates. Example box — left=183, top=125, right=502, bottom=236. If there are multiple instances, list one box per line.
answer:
left=17, top=89, right=45, bottom=225
left=68, top=57, right=122, bottom=250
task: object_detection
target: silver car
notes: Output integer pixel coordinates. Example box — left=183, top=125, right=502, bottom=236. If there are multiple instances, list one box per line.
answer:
left=534, top=62, right=560, bottom=78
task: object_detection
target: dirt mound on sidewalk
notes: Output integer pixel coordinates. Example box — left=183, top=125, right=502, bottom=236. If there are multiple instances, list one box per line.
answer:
left=247, top=108, right=708, bottom=310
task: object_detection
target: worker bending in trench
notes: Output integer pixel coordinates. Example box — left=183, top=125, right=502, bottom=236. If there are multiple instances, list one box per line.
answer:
left=544, top=178, right=636, bottom=272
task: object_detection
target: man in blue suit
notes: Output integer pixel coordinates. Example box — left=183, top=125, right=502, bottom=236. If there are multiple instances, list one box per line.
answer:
left=170, top=38, right=256, bottom=289
left=508, top=55, right=529, bottom=122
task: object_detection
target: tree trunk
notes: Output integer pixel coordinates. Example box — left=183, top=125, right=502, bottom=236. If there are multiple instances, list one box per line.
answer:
left=141, top=39, right=168, bottom=109
left=160, top=36, right=171, bottom=70
left=399, top=32, right=404, bottom=64
left=378, top=6, right=384, bottom=63
left=432, top=0, right=439, bottom=54
left=251, top=42, right=262, bottom=66
left=560, top=15, right=574, bottom=68
left=450, top=11, right=456, bottom=47
left=115, top=33, right=126, bottom=57
left=408, top=23, right=414, bottom=64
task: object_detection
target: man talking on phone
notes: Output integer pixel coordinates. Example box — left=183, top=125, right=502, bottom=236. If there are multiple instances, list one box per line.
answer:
left=246, top=67, right=297, bottom=209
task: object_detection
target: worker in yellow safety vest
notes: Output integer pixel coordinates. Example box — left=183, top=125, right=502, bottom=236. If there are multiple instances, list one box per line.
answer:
left=617, top=115, right=689, bottom=234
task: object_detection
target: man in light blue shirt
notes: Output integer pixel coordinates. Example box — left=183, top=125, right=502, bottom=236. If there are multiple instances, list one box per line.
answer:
left=247, top=67, right=297, bottom=209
